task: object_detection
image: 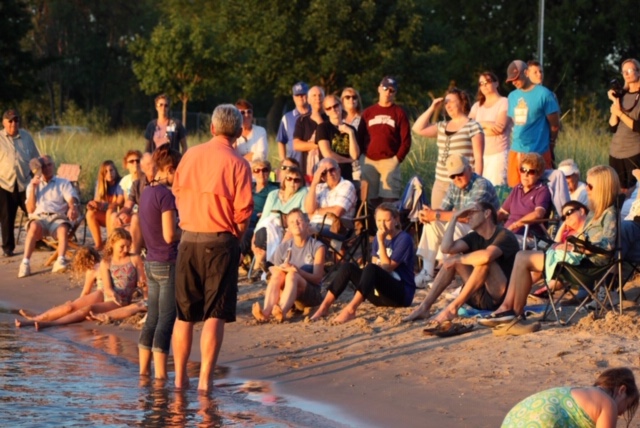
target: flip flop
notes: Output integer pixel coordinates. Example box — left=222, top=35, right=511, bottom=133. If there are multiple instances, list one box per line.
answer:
left=422, top=320, right=446, bottom=336
left=434, top=322, right=474, bottom=338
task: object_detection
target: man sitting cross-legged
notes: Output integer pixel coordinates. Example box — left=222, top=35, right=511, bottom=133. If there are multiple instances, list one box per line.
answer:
left=404, top=202, right=520, bottom=323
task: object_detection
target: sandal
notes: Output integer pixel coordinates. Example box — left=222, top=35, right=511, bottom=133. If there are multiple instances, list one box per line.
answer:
left=434, top=322, right=474, bottom=338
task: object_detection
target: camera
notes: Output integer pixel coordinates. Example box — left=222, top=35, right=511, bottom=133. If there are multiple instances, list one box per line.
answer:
left=610, top=78, right=625, bottom=98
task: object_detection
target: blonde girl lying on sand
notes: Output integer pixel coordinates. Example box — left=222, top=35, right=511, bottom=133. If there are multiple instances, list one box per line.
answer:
left=16, top=229, right=147, bottom=330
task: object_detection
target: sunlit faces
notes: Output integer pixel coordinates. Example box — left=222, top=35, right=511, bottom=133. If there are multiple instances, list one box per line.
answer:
left=156, top=98, right=170, bottom=114
left=478, top=76, right=498, bottom=94
left=622, top=61, right=639, bottom=83
left=126, top=156, right=141, bottom=174
left=444, top=93, right=463, bottom=117
left=527, top=66, right=543, bottom=85
left=375, top=209, right=396, bottom=233
left=323, top=96, right=342, bottom=116
left=2, top=117, right=19, bottom=136
left=378, top=84, right=396, bottom=103
left=114, top=239, right=131, bottom=259
left=105, top=165, right=118, bottom=183
left=308, top=87, right=324, bottom=110
left=286, top=211, right=308, bottom=235
left=519, top=163, right=540, bottom=187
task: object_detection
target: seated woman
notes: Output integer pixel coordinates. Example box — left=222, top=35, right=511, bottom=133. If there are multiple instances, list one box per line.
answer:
left=251, top=165, right=308, bottom=273
left=234, top=99, right=268, bottom=162
left=498, top=152, right=552, bottom=240
left=252, top=209, right=325, bottom=322
left=16, top=229, right=146, bottom=330
left=502, top=367, right=638, bottom=427
left=316, top=95, right=360, bottom=180
left=482, top=165, right=620, bottom=324
left=86, top=160, right=125, bottom=250
left=240, top=160, right=279, bottom=262
left=118, top=150, right=143, bottom=199
left=310, top=203, right=416, bottom=323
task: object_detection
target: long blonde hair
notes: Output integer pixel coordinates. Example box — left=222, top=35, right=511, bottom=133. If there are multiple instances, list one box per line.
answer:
left=96, top=160, right=121, bottom=202
left=586, top=165, right=620, bottom=220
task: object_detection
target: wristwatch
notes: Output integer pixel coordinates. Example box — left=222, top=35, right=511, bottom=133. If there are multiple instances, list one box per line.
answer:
left=434, top=210, right=441, bottom=222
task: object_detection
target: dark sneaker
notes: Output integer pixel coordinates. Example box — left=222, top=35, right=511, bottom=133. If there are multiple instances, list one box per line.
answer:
left=477, top=310, right=516, bottom=327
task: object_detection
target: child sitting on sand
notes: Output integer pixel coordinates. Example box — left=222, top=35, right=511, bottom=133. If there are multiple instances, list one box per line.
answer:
left=16, top=229, right=147, bottom=330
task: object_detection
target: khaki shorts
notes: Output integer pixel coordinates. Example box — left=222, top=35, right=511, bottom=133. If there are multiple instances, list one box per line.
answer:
left=362, top=156, right=402, bottom=200
left=27, top=213, right=71, bottom=237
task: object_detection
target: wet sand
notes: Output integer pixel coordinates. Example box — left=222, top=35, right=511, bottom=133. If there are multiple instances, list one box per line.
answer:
left=4, top=247, right=640, bottom=427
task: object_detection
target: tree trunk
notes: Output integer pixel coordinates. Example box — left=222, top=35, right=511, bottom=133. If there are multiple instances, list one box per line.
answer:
left=181, top=96, right=188, bottom=126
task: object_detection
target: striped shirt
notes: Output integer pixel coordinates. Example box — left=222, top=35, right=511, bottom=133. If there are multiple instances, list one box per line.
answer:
left=434, top=119, right=483, bottom=183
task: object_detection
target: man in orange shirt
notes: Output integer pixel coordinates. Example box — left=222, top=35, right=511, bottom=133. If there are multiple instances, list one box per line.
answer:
left=172, top=104, right=253, bottom=391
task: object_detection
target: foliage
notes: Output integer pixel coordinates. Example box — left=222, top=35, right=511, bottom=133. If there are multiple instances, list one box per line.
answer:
left=0, top=0, right=36, bottom=101
left=58, top=101, right=111, bottom=134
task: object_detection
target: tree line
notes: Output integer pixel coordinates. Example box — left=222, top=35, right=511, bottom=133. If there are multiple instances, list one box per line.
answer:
left=3, top=0, right=637, bottom=133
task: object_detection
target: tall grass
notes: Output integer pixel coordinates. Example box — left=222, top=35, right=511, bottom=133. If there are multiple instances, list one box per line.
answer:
left=37, top=114, right=610, bottom=202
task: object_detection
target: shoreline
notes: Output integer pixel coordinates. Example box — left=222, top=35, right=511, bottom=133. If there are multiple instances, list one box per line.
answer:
left=3, top=248, right=640, bottom=427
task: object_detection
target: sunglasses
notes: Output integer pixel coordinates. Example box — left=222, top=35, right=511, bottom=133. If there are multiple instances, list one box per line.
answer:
left=561, top=208, right=577, bottom=221
left=128, top=159, right=141, bottom=164
left=342, top=95, right=356, bottom=101
left=449, top=172, right=464, bottom=180
left=382, top=86, right=396, bottom=94
left=324, top=103, right=340, bottom=112
left=7, top=118, right=19, bottom=123
left=321, top=167, right=337, bottom=176
left=280, top=165, right=297, bottom=171
left=252, top=167, right=270, bottom=174
left=586, top=182, right=594, bottom=191
left=239, top=109, right=253, bottom=116
left=478, top=80, right=492, bottom=87
left=623, top=69, right=638, bottom=76
left=520, top=167, right=537, bottom=176
left=285, top=176, right=302, bottom=183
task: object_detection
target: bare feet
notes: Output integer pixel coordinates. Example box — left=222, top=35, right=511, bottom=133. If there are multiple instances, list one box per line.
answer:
left=88, top=311, right=111, bottom=323
left=309, top=306, right=328, bottom=322
left=272, top=305, right=285, bottom=323
left=18, top=309, right=37, bottom=320
left=332, top=307, right=356, bottom=324
left=431, top=305, right=458, bottom=324
left=15, top=319, right=22, bottom=328
left=402, top=302, right=432, bottom=322
left=35, top=322, right=40, bottom=332
left=252, top=302, right=267, bottom=323
left=175, top=378, right=190, bottom=391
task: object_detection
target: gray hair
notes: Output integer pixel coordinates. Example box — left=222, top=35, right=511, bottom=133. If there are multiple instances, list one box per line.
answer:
left=211, top=104, right=242, bottom=138
left=319, top=157, right=339, bottom=170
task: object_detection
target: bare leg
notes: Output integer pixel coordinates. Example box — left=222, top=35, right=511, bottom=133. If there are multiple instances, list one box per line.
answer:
left=261, top=271, right=285, bottom=318
left=23, top=291, right=104, bottom=322
left=277, top=272, right=305, bottom=318
left=130, top=214, right=143, bottom=255
left=139, top=348, right=152, bottom=376
left=86, top=209, right=104, bottom=250
left=23, top=221, right=44, bottom=260
left=333, top=291, right=366, bottom=324
left=403, top=262, right=457, bottom=322
left=34, top=301, right=120, bottom=330
left=153, top=351, right=169, bottom=380
left=491, top=251, right=544, bottom=315
left=198, top=318, right=225, bottom=392
left=310, top=291, right=337, bottom=321
left=173, top=319, right=193, bottom=389
left=98, top=301, right=146, bottom=321
left=55, top=224, right=70, bottom=258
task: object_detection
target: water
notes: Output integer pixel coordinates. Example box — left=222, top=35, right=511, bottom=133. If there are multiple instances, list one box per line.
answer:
left=0, top=310, right=351, bottom=427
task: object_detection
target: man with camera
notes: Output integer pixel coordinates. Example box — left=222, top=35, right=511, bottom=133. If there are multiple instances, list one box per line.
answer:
left=0, top=109, right=40, bottom=257
left=609, top=58, right=640, bottom=193
left=18, top=155, right=80, bottom=277
left=505, top=60, right=560, bottom=187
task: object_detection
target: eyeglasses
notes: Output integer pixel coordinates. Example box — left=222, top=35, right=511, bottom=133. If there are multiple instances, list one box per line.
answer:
left=128, top=159, right=141, bottom=164
left=478, top=80, right=492, bottom=87
left=586, top=182, right=594, bottom=191
left=382, top=86, right=396, bottom=94
left=324, top=103, right=340, bottom=112
left=239, top=109, right=252, bottom=116
left=561, top=208, right=577, bottom=221
left=252, top=167, right=270, bottom=174
left=321, top=167, right=337, bottom=176
left=342, top=95, right=356, bottom=101
left=7, top=118, right=19, bottom=123
left=520, top=167, right=537, bottom=176
left=623, top=69, right=638, bottom=76
left=285, top=176, right=302, bottom=183
left=449, top=172, right=464, bottom=180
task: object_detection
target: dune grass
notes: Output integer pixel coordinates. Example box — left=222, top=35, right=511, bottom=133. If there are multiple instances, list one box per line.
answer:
left=37, top=115, right=610, bottom=202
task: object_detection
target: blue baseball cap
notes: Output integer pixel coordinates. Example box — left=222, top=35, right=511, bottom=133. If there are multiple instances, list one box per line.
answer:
left=292, top=82, right=309, bottom=96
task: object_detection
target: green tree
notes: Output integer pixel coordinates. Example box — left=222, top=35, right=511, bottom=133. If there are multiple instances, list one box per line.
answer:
left=0, top=0, right=36, bottom=103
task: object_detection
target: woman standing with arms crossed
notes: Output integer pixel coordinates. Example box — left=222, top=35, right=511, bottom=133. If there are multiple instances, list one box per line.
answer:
left=341, top=87, right=367, bottom=180
left=469, top=72, right=511, bottom=187
left=138, top=145, right=181, bottom=380
left=144, top=94, right=188, bottom=154
left=412, top=88, right=484, bottom=208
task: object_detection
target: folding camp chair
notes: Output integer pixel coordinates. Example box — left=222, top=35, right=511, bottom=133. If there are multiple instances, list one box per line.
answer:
left=41, top=164, right=87, bottom=266
left=398, top=176, right=427, bottom=264
left=542, top=195, right=625, bottom=324
left=313, top=179, right=371, bottom=280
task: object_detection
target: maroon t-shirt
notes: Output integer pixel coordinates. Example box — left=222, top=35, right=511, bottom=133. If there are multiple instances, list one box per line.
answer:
left=362, top=103, right=412, bottom=162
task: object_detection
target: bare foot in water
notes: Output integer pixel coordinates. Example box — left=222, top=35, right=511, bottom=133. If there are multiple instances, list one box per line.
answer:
left=252, top=302, right=267, bottom=323
left=35, top=322, right=40, bottom=332
left=332, top=307, right=356, bottom=324
left=18, top=309, right=37, bottom=320
left=15, top=319, right=22, bottom=328
left=272, top=305, right=285, bottom=323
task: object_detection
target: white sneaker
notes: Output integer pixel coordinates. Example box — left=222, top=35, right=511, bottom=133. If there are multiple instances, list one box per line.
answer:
left=415, top=270, right=434, bottom=289
left=18, top=263, right=31, bottom=278
left=52, top=258, right=68, bottom=273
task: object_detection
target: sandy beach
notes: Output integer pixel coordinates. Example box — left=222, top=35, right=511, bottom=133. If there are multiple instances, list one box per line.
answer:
left=4, top=244, right=640, bottom=428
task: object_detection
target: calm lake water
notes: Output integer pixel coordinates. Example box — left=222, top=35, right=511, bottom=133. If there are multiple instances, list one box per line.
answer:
left=0, top=309, right=350, bottom=427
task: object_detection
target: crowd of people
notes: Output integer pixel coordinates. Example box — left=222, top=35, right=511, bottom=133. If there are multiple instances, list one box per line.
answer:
left=3, top=58, right=640, bottom=424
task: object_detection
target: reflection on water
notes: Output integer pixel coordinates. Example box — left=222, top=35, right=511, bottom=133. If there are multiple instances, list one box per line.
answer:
left=0, top=317, right=349, bottom=427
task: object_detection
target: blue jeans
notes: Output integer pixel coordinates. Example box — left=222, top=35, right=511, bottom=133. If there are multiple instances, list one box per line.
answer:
left=138, top=261, right=176, bottom=354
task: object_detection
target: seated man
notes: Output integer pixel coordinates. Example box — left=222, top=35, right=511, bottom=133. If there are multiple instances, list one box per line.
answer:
left=304, top=158, right=357, bottom=233
left=111, top=152, right=155, bottom=254
left=415, top=154, right=499, bottom=287
left=405, top=202, right=519, bottom=323
left=18, top=155, right=80, bottom=277
left=498, top=152, right=552, bottom=240
left=558, top=158, right=588, bottom=205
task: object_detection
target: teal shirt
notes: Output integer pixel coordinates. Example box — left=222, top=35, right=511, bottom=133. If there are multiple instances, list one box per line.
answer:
left=256, top=187, right=309, bottom=229
left=502, top=387, right=594, bottom=428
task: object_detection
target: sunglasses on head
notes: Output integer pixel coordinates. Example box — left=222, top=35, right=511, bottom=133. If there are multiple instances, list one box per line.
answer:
left=128, top=158, right=141, bottom=164
left=561, top=208, right=577, bottom=221
left=324, top=103, right=341, bottom=112
left=285, top=176, right=302, bottom=183
left=252, top=167, right=269, bottom=174
left=520, top=167, right=537, bottom=176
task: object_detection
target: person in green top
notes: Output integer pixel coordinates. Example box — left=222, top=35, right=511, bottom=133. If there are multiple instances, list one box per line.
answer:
left=502, top=367, right=639, bottom=428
